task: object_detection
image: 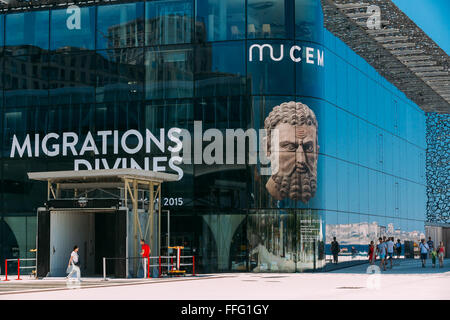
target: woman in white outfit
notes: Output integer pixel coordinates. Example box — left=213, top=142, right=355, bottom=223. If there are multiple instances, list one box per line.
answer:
left=67, top=245, right=81, bottom=281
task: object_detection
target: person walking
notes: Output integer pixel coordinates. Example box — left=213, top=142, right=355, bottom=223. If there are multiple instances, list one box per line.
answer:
left=386, top=237, right=395, bottom=269
left=438, top=241, right=445, bottom=268
left=368, top=241, right=376, bottom=265
left=419, top=239, right=430, bottom=268
left=431, top=248, right=437, bottom=268
left=140, top=239, right=151, bottom=278
left=66, top=245, right=81, bottom=281
left=331, top=237, right=340, bottom=264
left=427, top=237, right=434, bottom=259
left=377, top=238, right=387, bottom=271
left=395, top=239, right=402, bottom=260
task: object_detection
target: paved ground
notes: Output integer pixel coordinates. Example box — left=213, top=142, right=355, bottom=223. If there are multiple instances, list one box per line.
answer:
left=0, top=259, right=448, bottom=300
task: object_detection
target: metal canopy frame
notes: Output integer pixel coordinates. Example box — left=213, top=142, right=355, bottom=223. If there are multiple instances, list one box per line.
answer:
left=322, top=0, right=450, bottom=114
left=28, top=169, right=178, bottom=270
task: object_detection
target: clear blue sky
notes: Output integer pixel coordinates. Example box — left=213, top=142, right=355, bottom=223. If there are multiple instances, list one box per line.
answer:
left=391, top=0, right=450, bottom=55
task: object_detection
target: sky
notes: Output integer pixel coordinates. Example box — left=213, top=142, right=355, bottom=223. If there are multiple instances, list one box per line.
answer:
left=391, top=0, right=450, bottom=55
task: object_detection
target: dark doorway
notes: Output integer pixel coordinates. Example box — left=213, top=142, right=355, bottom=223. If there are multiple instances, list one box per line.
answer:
left=95, top=210, right=127, bottom=277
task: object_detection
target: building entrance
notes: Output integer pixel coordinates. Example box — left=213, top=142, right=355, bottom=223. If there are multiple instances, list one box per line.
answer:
left=29, top=169, right=178, bottom=279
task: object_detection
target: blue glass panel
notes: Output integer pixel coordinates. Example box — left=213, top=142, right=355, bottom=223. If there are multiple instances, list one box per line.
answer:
left=347, top=65, right=358, bottom=115
left=367, top=78, right=377, bottom=125
left=323, top=49, right=336, bottom=105
left=295, top=41, right=325, bottom=98
left=406, top=182, right=415, bottom=221
left=247, top=0, right=294, bottom=39
left=4, top=54, right=49, bottom=107
left=247, top=40, right=295, bottom=95
left=336, top=56, right=347, bottom=109
left=398, top=180, right=407, bottom=219
left=376, top=87, right=386, bottom=129
left=196, top=0, right=245, bottom=41
left=397, top=100, right=407, bottom=140
left=358, top=119, right=368, bottom=167
left=324, top=156, right=337, bottom=211
left=367, top=169, right=376, bottom=214
left=314, top=153, right=326, bottom=210
left=6, top=11, right=49, bottom=52
left=318, top=101, right=336, bottom=157
left=323, top=29, right=335, bottom=52
left=359, top=166, right=369, bottom=214
left=96, top=49, right=144, bottom=103
left=383, top=133, right=393, bottom=175
left=48, top=52, right=96, bottom=104
left=145, top=46, right=193, bottom=99
left=376, top=172, right=386, bottom=216
left=347, top=114, right=358, bottom=163
left=0, top=15, right=4, bottom=49
left=336, top=160, right=349, bottom=213
left=295, top=0, right=323, bottom=44
left=366, top=124, right=377, bottom=169
left=50, top=6, right=95, bottom=51
left=97, top=3, right=144, bottom=50
left=195, top=41, right=246, bottom=97
left=357, top=70, right=368, bottom=121
left=348, top=163, right=359, bottom=213
left=336, top=108, right=349, bottom=161
left=146, top=0, right=193, bottom=45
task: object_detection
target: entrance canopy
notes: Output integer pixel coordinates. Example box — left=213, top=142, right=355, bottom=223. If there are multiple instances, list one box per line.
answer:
left=28, top=168, right=178, bottom=194
left=28, top=169, right=178, bottom=268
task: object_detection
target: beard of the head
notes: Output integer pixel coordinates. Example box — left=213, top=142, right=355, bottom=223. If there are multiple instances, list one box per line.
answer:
left=272, top=168, right=317, bottom=202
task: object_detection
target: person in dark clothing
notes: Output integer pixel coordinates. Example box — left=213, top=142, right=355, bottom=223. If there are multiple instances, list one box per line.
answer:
left=331, top=237, right=340, bottom=264
left=427, top=237, right=434, bottom=259
left=395, top=239, right=402, bottom=259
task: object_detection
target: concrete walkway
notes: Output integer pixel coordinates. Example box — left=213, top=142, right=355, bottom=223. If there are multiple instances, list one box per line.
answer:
left=0, top=259, right=448, bottom=300
left=330, top=257, right=449, bottom=274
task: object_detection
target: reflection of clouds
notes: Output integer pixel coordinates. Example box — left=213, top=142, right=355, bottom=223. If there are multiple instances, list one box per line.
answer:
left=326, top=221, right=424, bottom=244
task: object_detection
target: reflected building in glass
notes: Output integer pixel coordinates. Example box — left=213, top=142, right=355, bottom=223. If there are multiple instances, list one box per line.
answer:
left=0, top=0, right=429, bottom=274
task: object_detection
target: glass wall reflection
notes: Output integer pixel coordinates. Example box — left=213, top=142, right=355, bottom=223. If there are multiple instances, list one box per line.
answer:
left=196, top=0, right=245, bottom=41
left=248, top=209, right=324, bottom=272
left=146, top=0, right=193, bottom=45
left=0, top=2, right=428, bottom=273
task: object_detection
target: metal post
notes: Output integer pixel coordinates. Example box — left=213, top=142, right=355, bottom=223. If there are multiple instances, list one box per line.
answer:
left=3, top=260, right=8, bottom=281
left=313, top=241, right=316, bottom=271
left=147, top=256, right=150, bottom=278
left=167, top=210, right=170, bottom=249
left=149, top=182, right=154, bottom=262
left=103, top=257, right=106, bottom=281
left=132, top=179, right=138, bottom=276
left=159, top=256, right=161, bottom=278
left=17, top=259, right=21, bottom=280
left=193, top=256, right=195, bottom=276
left=158, top=185, right=161, bottom=258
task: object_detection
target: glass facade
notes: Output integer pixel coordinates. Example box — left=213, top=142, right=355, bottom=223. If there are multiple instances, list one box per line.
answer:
left=0, top=0, right=427, bottom=274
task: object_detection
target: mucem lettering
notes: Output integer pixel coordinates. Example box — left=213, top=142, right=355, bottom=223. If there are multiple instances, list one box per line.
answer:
left=249, top=44, right=324, bottom=66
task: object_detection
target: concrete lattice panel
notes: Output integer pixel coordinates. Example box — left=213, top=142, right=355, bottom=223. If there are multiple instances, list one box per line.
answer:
left=426, top=113, right=450, bottom=223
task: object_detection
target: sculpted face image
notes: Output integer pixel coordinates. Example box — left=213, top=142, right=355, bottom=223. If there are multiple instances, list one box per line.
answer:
left=264, top=101, right=319, bottom=202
